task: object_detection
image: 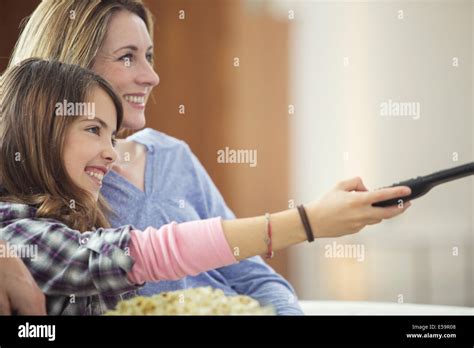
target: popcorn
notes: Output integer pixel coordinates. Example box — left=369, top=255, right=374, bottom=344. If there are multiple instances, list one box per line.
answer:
left=106, top=287, right=275, bottom=315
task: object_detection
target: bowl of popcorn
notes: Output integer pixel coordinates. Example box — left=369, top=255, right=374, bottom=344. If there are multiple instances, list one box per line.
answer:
left=107, top=287, right=275, bottom=315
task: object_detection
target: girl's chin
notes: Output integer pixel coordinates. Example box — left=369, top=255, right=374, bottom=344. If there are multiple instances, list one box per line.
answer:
left=84, top=183, right=100, bottom=200
left=86, top=188, right=100, bottom=199
left=82, top=190, right=100, bottom=202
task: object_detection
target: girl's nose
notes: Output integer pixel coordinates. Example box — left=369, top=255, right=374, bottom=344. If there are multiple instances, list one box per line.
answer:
left=102, top=144, right=118, bottom=163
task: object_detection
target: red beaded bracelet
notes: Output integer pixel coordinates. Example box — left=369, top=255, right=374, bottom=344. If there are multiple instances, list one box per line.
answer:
left=264, top=213, right=274, bottom=259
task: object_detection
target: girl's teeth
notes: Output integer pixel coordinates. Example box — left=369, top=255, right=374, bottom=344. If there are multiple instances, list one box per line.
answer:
left=85, top=171, right=104, bottom=182
left=124, top=95, right=145, bottom=104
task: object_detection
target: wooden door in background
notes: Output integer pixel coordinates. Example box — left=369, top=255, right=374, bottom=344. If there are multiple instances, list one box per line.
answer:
left=145, top=0, right=291, bottom=277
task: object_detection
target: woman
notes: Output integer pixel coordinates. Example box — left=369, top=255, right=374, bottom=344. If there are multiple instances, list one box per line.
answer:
left=8, top=0, right=412, bottom=315
left=0, top=241, right=46, bottom=315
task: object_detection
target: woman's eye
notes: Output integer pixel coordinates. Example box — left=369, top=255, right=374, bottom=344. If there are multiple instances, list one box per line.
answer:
left=86, top=126, right=100, bottom=135
left=119, top=53, right=133, bottom=65
left=146, top=53, right=153, bottom=63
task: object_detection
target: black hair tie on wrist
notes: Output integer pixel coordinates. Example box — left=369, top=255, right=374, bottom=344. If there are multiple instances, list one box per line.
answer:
left=297, top=204, right=315, bottom=242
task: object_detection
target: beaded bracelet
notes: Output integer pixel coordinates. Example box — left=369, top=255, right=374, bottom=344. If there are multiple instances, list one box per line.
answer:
left=264, top=213, right=274, bottom=259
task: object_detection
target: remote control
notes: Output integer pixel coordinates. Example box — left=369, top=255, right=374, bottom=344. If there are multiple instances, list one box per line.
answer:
left=372, top=162, right=474, bottom=207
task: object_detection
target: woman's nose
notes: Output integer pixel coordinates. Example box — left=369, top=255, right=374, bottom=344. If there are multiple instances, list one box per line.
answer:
left=137, top=61, right=160, bottom=87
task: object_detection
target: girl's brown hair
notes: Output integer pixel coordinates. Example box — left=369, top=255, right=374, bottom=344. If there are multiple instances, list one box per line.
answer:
left=0, top=58, right=123, bottom=231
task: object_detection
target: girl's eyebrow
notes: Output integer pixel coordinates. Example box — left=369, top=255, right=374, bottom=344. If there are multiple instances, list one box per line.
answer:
left=113, top=45, right=153, bottom=53
left=80, top=117, right=117, bottom=136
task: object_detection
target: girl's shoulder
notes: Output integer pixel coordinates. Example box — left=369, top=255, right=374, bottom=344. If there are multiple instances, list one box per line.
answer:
left=0, top=201, right=37, bottom=221
left=0, top=201, right=78, bottom=241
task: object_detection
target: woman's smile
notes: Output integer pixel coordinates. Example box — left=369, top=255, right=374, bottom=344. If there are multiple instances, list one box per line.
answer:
left=124, top=93, right=146, bottom=109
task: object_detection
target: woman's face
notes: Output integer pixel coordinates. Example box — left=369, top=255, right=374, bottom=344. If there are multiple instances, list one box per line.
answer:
left=63, top=87, right=118, bottom=201
left=92, top=10, right=160, bottom=130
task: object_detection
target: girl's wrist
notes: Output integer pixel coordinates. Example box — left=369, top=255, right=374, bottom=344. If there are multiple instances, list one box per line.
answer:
left=270, top=208, right=309, bottom=251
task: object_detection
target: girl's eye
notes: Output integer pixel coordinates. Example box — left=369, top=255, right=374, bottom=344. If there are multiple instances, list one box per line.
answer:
left=86, top=126, right=100, bottom=135
left=111, top=138, right=117, bottom=147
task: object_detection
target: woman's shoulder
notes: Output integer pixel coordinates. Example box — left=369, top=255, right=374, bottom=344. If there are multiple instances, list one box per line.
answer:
left=128, top=128, right=191, bottom=154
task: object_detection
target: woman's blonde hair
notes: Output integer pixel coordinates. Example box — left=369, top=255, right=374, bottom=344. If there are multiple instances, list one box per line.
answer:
left=0, top=58, right=124, bottom=232
left=9, top=0, right=154, bottom=69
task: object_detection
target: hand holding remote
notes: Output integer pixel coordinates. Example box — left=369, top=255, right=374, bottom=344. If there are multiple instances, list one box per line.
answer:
left=304, top=177, right=412, bottom=238
left=372, top=162, right=474, bottom=207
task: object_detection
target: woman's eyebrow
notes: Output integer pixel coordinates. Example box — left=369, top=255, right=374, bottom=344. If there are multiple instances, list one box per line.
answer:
left=113, top=45, right=153, bottom=53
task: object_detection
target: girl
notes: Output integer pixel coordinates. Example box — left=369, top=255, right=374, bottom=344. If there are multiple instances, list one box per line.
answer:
left=0, top=58, right=411, bottom=315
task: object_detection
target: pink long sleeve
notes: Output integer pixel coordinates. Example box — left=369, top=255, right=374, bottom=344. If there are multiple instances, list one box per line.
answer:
left=127, top=217, right=237, bottom=284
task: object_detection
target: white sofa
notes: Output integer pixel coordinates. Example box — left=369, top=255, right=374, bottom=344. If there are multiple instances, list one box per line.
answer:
left=299, top=300, right=474, bottom=315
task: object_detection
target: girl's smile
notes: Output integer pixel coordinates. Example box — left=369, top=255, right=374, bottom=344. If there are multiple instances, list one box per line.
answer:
left=84, top=166, right=108, bottom=187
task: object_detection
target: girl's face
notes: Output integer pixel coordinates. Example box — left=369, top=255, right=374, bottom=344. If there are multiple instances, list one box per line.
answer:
left=92, top=10, right=160, bottom=130
left=63, top=87, right=118, bottom=201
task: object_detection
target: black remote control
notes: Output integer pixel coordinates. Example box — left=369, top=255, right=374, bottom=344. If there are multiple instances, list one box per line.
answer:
left=372, top=162, right=474, bottom=207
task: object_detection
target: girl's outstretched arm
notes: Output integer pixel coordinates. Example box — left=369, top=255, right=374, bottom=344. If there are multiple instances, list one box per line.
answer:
left=129, top=177, right=412, bottom=283
left=222, top=177, right=411, bottom=259
left=0, top=178, right=411, bottom=300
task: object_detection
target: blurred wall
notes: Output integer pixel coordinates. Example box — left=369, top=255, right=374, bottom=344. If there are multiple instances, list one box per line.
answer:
left=288, top=0, right=473, bottom=306
left=0, top=0, right=40, bottom=72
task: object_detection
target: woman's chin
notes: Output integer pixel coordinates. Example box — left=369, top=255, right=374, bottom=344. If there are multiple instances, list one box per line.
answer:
left=122, top=111, right=146, bottom=130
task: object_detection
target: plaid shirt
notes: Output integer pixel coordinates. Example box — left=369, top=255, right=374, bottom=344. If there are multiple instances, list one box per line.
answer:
left=0, top=202, right=141, bottom=315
